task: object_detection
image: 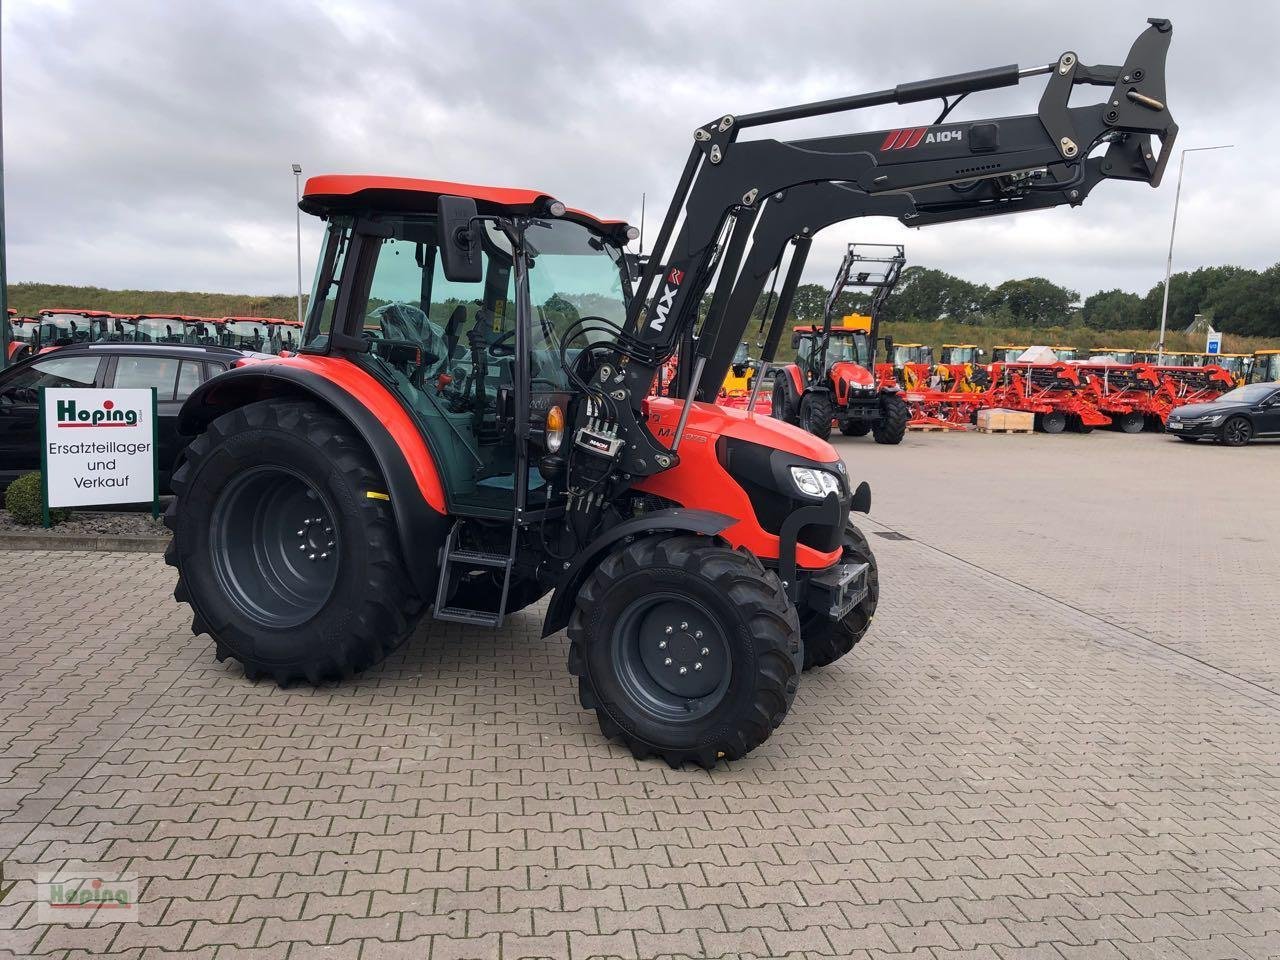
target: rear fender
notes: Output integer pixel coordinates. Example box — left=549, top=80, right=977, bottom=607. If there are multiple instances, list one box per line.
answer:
left=179, top=359, right=448, bottom=598
left=542, top=508, right=734, bottom=636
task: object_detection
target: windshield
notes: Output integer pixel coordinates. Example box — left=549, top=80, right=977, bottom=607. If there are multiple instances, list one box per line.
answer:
left=40, top=314, right=90, bottom=344
left=1219, top=384, right=1277, bottom=404
left=135, top=318, right=184, bottom=343
left=826, top=333, right=870, bottom=366
left=733, top=342, right=749, bottom=365
left=523, top=218, right=628, bottom=389
left=221, top=320, right=268, bottom=351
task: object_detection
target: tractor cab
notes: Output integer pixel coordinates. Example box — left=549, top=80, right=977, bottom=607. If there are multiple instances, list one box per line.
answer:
left=1211, top=353, right=1249, bottom=385
left=1250, top=350, right=1280, bottom=384
left=1092, top=348, right=1136, bottom=364
left=940, top=344, right=980, bottom=365
left=890, top=342, right=933, bottom=368
left=37, top=308, right=113, bottom=349
left=991, top=345, right=1029, bottom=363
left=292, top=176, right=635, bottom=517
left=1051, top=345, right=1078, bottom=362
left=131, top=314, right=196, bottom=344
left=7, top=312, right=39, bottom=361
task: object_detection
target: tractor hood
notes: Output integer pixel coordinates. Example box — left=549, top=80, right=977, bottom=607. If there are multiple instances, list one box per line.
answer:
left=643, top=397, right=839, bottom=463
left=830, top=361, right=875, bottom=388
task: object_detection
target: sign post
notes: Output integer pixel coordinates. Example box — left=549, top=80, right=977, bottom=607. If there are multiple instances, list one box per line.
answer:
left=40, top=387, right=158, bottom=522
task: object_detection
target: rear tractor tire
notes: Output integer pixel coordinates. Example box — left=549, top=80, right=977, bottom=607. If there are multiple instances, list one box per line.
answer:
left=872, top=393, right=909, bottom=444
left=799, top=392, right=834, bottom=440
left=801, top=522, right=879, bottom=670
left=165, top=399, right=424, bottom=685
left=568, top=535, right=801, bottom=768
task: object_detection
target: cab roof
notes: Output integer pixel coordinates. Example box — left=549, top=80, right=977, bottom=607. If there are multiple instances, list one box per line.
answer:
left=38, top=307, right=115, bottom=318
left=300, top=174, right=633, bottom=242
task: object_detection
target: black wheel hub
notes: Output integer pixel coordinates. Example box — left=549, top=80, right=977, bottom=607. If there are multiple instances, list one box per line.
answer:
left=210, top=466, right=340, bottom=628
left=613, top=595, right=731, bottom=721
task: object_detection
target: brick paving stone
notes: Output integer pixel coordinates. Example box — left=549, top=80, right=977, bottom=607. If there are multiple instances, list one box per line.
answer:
left=0, top=434, right=1277, bottom=958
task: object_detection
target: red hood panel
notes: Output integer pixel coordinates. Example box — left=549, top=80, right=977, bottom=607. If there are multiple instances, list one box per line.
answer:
left=644, top=397, right=839, bottom=464
left=830, top=361, right=874, bottom=387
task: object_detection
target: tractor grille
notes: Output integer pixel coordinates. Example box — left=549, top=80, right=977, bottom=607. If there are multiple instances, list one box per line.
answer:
left=715, top=438, right=847, bottom=554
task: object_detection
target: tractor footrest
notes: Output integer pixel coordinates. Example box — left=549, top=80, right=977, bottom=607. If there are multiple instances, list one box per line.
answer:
left=805, top=560, right=869, bottom=622
left=436, top=606, right=502, bottom=627
left=447, top=549, right=511, bottom=568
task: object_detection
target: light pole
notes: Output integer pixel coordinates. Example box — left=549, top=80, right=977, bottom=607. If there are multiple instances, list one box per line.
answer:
left=292, top=163, right=303, bottom=325
left=1157, top=144, right=1233, bottom=361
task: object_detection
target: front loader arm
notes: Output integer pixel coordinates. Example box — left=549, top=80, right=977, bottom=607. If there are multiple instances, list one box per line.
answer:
left=612, top=18, right=1175, bottom=438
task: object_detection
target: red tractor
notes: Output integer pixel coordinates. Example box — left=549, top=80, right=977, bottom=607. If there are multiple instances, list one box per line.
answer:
left=773, top=244, right=910, bottom=443
left=165, top=23, right=1176, bottom=766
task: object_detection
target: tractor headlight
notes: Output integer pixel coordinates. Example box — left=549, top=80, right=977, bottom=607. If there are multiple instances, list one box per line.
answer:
left=545, top=405, right=565, bottom=453
left=789, top=466, right=841, bottom=499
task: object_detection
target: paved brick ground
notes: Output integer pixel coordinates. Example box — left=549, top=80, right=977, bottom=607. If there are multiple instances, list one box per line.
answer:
left=1, top=430, right=1278, bottom=959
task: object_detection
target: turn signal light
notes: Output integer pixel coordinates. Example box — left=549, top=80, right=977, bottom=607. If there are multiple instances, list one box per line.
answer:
left=546, top=406, right=565, bottom=453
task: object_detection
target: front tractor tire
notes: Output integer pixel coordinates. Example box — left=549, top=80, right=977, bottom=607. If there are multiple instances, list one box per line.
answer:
left=799, top=391, right=834, bottom=440
left=801, top=522, right=880, bottom=670
left=872, top=393, right=910, bottom=444
left=165, top=399, right=424, bottom=685
left=568, top=536, right=801, bottom=768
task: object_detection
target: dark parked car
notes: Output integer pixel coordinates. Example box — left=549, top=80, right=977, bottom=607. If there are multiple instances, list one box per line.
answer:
left=0, top=343, right=248, bottom=493
left=1166, top=382, right=1280, bottom=446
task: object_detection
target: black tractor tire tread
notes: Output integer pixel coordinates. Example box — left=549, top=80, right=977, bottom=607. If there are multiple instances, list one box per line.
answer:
left=800, top=391, right=834, bottom=441
left=801, top=522, right=880, bottom=670
left=872, top=393, right=910, bottom=444
left=839, top=421, right=871, bottom=437
left=165, top=399, right=424, bottom=686
left=772, top=377, right=799, bottom=425
left=567, top=535, right=800, bottom=769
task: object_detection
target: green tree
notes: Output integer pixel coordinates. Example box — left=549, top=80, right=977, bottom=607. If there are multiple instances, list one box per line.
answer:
left=1082, top=289, right=1145, bottom=330
left=881, top=267, right=987, bottom=323
left=983, top=277, right=1077, bottom=328
left=1140, top=265, right=1251, bottom=332
left=1204, top=265, right=1280, bottom=337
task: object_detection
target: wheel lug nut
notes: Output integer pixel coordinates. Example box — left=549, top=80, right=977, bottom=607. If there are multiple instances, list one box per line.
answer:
left=320, top=552, right=328, bottom=560
left=663, top=658, right=673, bottom=666
left=694, top=662, right=703, bottom=671
left=658, top=640, right=667, bottom=649
left=664, top=626, right=673, bottom=635
left=298, top=544, right=306, bottom=551
left=700, top=647, right=710, bottom=656
left=308, top=553, right=316, bottom=561
left=680, top=622, right=688, bottom=630
left=678, top=666, right=688, bottom=675
left=296, top=529, right=305, bottom=536
left=694, top=630, right=703, bottom=639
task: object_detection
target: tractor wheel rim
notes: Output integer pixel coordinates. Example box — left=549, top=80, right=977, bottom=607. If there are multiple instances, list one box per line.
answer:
left=612, top=594, right=732, bottom=723
left=209, top=466, right=339, bottom=629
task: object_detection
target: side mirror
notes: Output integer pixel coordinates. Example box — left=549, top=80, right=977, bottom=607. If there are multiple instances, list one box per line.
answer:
left=790, top=333, right=800, bottom=350
left=438, top=195, right=483, bottom=283
left=883, top=335, right=895, bottom=358
left=978, top=348, right=985, bottom=357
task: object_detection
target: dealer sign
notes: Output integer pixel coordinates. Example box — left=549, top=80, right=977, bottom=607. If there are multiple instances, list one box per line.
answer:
left=40, top=388, right=158, bottom=510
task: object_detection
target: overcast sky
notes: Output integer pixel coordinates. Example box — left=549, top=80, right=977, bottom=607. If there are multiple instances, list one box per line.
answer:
left=4, top=0, right=1278, bottom=301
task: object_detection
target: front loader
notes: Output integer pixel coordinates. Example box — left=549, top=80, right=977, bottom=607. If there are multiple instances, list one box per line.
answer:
left=166, top=21, right=1177, bottom=767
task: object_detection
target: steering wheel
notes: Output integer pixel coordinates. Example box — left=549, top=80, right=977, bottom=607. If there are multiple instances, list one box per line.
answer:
left=488, top=328, right=516, bottom=358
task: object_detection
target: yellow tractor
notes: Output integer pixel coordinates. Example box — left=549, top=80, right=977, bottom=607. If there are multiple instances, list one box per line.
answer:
left=1249, top=349, right=1280, bottom=384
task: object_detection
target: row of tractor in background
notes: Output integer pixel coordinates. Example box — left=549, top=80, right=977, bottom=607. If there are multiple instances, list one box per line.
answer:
left=4, top=307, right=300, bottom=361
left=715, top=244, right=1280, bottom=440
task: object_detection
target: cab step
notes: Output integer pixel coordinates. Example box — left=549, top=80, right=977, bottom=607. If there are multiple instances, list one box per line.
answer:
left=435, top=606, right=502, bottom=627
left=432, top=520, right=516, bottom=629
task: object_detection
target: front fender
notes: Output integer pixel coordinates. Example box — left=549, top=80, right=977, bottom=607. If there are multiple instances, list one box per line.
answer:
left=180, top=358, right=449, bottom=599
left=542, top=508, right=734, bottom=636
